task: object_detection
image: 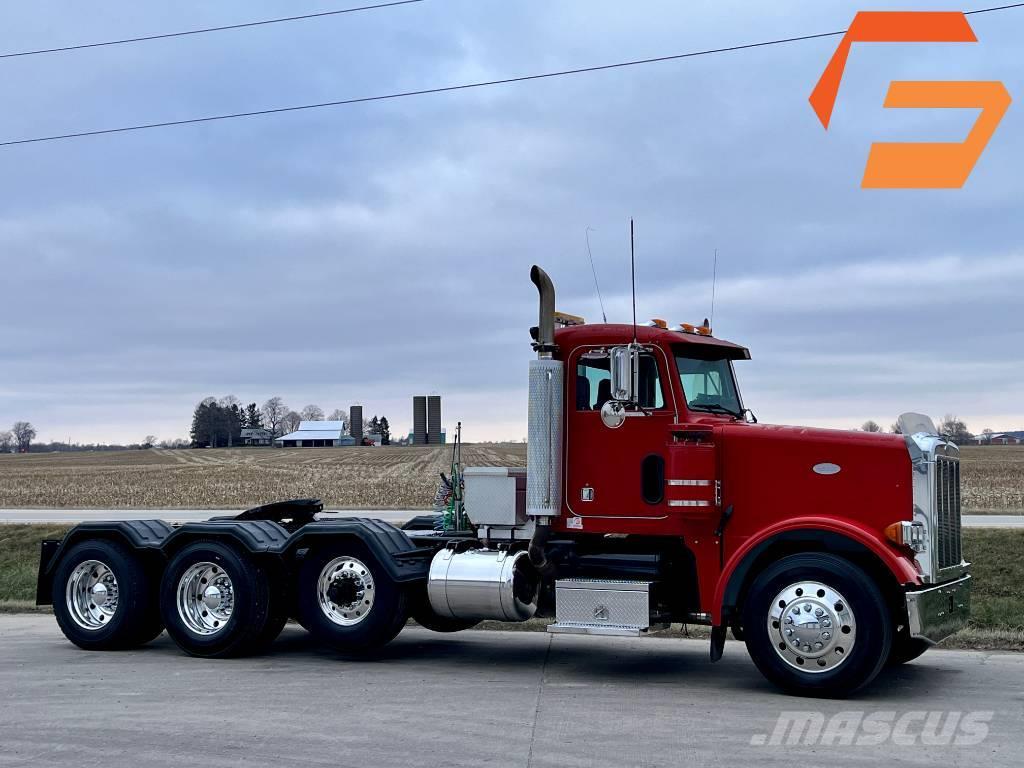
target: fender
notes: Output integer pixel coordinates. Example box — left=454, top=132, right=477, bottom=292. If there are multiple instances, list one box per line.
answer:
left=711, top=516, right=921, bottom=624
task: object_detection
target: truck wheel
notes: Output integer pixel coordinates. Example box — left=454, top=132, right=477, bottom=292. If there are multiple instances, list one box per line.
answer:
left=159, top=541, right=277, bottom=658
left=742, top=553, right=892, bottom=697
left=52, top=539, right=163, bottom=651
left=296, top=543, right=408, bottom=653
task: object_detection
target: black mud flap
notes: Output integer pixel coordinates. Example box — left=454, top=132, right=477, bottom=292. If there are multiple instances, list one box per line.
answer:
left=710, top=624, right=727, bottom=663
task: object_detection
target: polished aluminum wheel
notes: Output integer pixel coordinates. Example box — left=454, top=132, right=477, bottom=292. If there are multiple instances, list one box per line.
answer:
left=65, top=559, right=119, bottom=630
left=177, top=562, right=234, bottom=636
left=317, top=556, right=375, bottom=627
left=767, top=581, right=857, bottom=673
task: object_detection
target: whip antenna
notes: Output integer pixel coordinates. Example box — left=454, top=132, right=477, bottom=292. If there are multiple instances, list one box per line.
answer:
left=710, top=248, right=718, bottom=332
left=630, top=218, right=637, bottom=344
left=585, top=227, right=607, bottom=323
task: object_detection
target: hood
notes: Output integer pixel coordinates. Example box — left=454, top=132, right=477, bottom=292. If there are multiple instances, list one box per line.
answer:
left=717, top=422, right=913, bottom=541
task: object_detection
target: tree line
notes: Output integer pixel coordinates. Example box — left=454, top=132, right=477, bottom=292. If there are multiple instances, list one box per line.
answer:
left=189, top=396, right=391, bottom=448
left=860, top=414, right=974, bottom=442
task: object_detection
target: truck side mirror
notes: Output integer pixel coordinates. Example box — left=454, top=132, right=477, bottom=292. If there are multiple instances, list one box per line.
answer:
left=609, top=345, right=639, bottom=403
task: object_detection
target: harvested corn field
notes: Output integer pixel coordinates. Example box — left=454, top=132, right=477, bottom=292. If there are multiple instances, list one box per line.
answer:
left=959, top=445, right=1024, bottom=513
left=0, top=445, right=527, bottom=509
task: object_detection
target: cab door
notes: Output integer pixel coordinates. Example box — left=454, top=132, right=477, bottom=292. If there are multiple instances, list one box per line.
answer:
left=564, top=346, right=676, bottom=523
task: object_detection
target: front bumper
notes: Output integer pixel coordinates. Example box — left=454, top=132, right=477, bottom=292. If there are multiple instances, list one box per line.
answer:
left=905, top=573, right=971, bottom=644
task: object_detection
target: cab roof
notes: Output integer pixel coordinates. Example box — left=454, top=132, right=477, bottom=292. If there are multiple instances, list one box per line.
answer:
left=552, top=323, right=751, bottom=359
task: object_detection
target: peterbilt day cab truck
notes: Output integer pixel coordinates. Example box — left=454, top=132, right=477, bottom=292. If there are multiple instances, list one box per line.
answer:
left=37, top=266, right=970, bottom=696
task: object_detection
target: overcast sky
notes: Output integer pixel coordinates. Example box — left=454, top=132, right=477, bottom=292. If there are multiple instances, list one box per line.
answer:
left=1, top=0, right=1021, bottom=444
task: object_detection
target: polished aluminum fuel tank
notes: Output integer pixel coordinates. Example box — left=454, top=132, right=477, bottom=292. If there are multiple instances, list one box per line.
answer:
left=427, top=548, right=538, bottom=622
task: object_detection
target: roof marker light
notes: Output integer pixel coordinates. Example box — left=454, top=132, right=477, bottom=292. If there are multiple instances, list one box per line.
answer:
left=678, top=323, right=696, bottom=334
left=646, top=318, right=668, bottom=329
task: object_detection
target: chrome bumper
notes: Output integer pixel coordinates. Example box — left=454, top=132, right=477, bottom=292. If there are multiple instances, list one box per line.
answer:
left=905, top=573, right=971, bottom=644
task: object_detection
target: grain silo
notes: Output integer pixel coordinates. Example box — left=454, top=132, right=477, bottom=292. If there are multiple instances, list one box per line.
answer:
left=349, top=405, right=363, bottom=442
left=427, top=395, right=442, bottom=444
left=412, top=396, right=427, bottom=445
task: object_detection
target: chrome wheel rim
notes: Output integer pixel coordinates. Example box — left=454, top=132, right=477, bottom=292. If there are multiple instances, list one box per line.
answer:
left=767, top=581, right=857, bottom=673
left=66, top=559, right=119, bottom=630
left=177, top=562, right=234, bottom=636
left=317, top=556, right=375, bottom=627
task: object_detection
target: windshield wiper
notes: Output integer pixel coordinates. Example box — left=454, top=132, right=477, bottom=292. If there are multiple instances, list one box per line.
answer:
left=690, top=403, right=743, bottom=420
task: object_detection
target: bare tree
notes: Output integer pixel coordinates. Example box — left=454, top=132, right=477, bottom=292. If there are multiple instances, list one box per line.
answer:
left=937, top=414, right=972, bottom=443
left=300, top=404, right=324, bottom=422
left=261, top=397, right=288, bottom=437
left=980, top=428, right=994, bottom=445
left=11, top=421, right=36, bottom=452
left=218, top=395, right=241, bottom=409
left=0, top=430, right=13, bottom=453
left=142, top=435, right=157, bottom=448
left=328, top=409, right=347, bottom=422
left=890, top=422, right=903, bottom=435
left=861, top=420, right=882, bottom=433
left=281, top=411, right=302, bottom=435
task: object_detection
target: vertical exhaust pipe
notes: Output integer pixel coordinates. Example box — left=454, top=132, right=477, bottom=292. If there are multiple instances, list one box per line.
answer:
left=527, top=266, right=563, bottom=578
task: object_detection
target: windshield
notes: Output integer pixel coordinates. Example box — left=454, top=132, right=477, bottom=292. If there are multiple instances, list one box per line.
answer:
left=676, top=353, right=743, bottom=416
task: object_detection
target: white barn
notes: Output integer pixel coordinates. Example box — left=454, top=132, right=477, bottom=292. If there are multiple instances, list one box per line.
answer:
left=275, top=421, right=353, bottom=448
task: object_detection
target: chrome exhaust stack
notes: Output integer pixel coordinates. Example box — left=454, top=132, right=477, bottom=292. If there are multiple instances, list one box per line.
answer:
left=527, top=266, right=563, bottom=577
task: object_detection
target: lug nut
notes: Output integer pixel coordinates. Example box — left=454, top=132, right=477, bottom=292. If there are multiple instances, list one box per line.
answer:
left=822, top=631, right=831, bottom=640
left=803, top=604, right=812, bottom=612
left=784, top=616, right=793, bottom=625
left=814, top=642, right=823, bottom=650
left=814, top=608, right=824, bottom=617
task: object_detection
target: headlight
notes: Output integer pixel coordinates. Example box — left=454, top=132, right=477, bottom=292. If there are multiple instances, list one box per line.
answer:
left=885, top=521, right=927, bottom=553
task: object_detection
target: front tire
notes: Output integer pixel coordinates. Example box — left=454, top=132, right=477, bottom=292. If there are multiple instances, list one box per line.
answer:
left=742, top=553, right=892, bottom=697
left=296, top=543, right=408, bottom=653
left=52, top=539, right=163, bottom=651
left=159, top=541, right=278, bottom=658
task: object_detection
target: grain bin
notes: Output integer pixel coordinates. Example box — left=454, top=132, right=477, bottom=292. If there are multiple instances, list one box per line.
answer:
left=413, top=396, right=427, bottom=445
left=350, top=405, right=363, bottom=441
left=427, top=395, right=442, bottom=444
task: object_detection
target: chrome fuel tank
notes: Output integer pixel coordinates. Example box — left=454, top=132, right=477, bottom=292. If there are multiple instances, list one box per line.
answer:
left=427, top=548, right=538, bottom=622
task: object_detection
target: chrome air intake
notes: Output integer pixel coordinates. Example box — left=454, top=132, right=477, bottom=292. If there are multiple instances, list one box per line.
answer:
left=427, top=548, right=539, bottom=622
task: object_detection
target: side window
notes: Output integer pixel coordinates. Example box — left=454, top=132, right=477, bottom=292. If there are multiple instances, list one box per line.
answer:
left=576, top=354, right=611, bottom=410
left=638, top=354, right=665, bottom=409
left=576, top=351, right=665, bottom=410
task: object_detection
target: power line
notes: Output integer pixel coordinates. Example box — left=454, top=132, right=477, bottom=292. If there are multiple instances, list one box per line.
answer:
left=0, top=0, right=425, bottom=60
left=2, top=2, right=1021, bottom=148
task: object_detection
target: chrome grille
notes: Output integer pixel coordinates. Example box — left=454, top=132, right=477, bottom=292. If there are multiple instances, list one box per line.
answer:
left=935, top=456, right=962, bottom=570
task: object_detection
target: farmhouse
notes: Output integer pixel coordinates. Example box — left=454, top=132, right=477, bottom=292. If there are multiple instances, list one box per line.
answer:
left=275, top=421, right=353, bottom=448
left=240, top=428, right=273, bottom=447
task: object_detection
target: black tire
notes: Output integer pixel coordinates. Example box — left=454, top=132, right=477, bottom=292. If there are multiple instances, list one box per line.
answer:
left=52, top=539, right=163, bottom=651
left=159, top=541, right=276, bottom=658
left=888, top=630, right=930, bottom=666
left=296, top=542, right=408, bottom=653
left=742, top=553, right=892, bottom=697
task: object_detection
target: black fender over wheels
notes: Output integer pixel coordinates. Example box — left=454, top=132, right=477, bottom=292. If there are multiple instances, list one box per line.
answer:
left=52, top=539, right=163, bottom=651
left=159, top=540, right=280, bottom=658
left=296, top=541, right=409, bottom=653
left=888, top=628, right=931, bottom=666
left=741, top=553, right=892, bottom=697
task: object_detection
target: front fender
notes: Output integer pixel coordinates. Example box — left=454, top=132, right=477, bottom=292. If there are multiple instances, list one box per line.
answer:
left=711, top=516, right=921, bottom=624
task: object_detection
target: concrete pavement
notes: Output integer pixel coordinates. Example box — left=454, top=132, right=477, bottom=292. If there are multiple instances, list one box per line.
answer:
left=0, top=509, right=420, bottom=525
left=1, top=509, right=1020, bottom=527
left=0, top=615, right=1021, bottom=768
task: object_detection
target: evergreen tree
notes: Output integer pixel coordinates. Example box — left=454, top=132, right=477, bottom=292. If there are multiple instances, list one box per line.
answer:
left=244, top=403, right=263, bottom=429
left=379, top=417, right=391, bottom=446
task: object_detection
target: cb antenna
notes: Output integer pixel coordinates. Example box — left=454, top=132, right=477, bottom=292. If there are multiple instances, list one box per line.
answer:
left=585, top=227, right=607, bottom=323
left=630, top=218, right=637, bottom=344
left=710, top=248, right=718, bottom=332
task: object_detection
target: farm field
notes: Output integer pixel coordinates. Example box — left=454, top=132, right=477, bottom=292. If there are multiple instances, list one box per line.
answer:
left=0, top=444, right=527, bottom=510
left=0, top=443, right=1019, bottom=513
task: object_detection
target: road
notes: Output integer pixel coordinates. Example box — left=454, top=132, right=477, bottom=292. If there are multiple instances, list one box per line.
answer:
left=0, top=508, right=419, bottom=525
left=0, top=509, right=1020, bottom=528
left=0, top=616, right=1020, bottom=768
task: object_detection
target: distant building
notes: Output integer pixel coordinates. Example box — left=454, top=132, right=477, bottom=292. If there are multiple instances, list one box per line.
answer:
left=410, top=394, right=444, bottom=444
left=275, top=420, right=348, bottom=448
left=969, top=432, right=1023, bottom=445
left=240, top=428, right=273, bottom=447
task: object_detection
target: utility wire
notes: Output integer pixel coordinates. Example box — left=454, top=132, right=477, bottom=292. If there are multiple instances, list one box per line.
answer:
left=0, top=0, right=425, bottom=60
left=2, top=2, right=1021, bottom=148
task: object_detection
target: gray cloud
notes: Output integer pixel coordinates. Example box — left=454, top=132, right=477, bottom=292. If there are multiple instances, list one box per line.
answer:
left=0, top=0, right=1021, bottom=442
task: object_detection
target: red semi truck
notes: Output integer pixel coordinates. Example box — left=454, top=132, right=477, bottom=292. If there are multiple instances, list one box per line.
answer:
left=36, top=265, right=970, bottom=696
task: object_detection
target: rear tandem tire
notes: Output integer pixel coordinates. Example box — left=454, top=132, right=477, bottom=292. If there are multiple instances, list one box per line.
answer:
left=741, top=553, right=892, bottom=697
left=159, top=541, right=278, bottom=658
left=52, top=539, right=163, bottom=651
left=296, top=542, right=409, bottom=653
